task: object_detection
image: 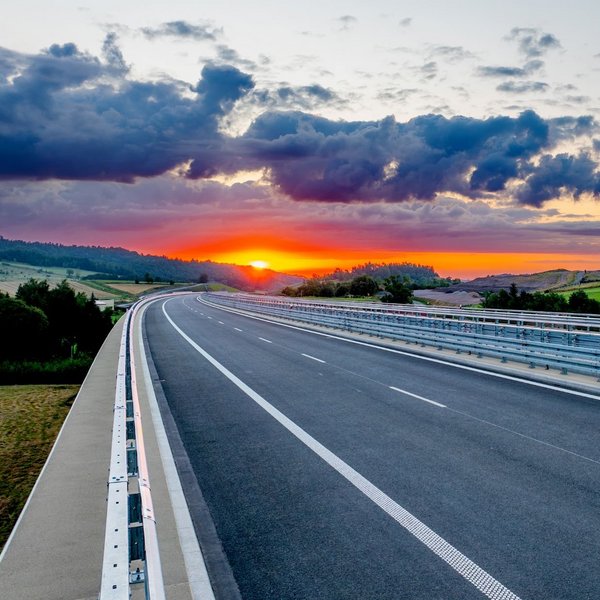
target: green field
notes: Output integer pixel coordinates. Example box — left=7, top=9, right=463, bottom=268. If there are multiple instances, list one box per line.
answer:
left=556, top=286, right=600, bottom=302
left=0, top=384, right=78, bottom=550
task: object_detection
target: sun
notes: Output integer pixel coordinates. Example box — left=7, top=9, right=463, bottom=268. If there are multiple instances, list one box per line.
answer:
left=249, top=260, right=270, bottom=269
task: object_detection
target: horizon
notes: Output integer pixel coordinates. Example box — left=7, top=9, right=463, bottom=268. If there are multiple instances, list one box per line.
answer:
left=1, top=2, right=599, bottom=279
left=2, top=234, right=593, bottom=282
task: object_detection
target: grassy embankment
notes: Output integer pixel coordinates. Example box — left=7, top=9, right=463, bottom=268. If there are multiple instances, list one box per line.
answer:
left=0, top=384, right=79, bottom=551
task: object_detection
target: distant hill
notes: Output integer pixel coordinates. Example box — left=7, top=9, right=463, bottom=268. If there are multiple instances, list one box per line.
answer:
left=0, top=237, right=302, bottom=292
left=447, top=269, right=600, bottom=293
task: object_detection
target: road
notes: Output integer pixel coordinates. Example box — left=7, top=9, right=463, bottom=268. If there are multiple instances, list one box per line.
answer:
left=142, top=293, right=600, bottom=600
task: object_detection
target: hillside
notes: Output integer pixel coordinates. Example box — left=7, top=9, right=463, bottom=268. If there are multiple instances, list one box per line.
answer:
left=0, top=237, right=302, bottom=292
left=446, top=269, right=592, bottom=293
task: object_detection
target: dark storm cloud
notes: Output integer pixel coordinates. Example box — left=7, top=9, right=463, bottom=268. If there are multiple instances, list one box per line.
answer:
left=0, top=45, right=598, bottom=207
left=141, top=21, right=220, bottom=41
left=516, top=153, right=600, bottom=206
left=239, top=109, right=574, bottom=202
left=0, top=45, right=253, bottom=180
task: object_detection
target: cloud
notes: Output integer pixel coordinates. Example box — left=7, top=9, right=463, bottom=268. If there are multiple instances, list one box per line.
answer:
left=214, top=44, right=257, bottom=70
left=141, top=21, right=220, bottom=41
left=337, top=15, right=357, bottom=31
left=496, top=81, right=549, bottom=93
left=507, top=28, right=562, bottom=58
left=420, top=61, right=438, bottom=80
left=0, top=46, right=254, bottom=181
left=1, top=44, right=599, bottom=208
left=516, top=152, right=600, bottom=206
left=251, top=84, right=346, bottom=111
left=429, top=46, right=475, bottom=63
left=102, top=32, right=129, bottom=74
left=478, top=60, right=543, bottom=78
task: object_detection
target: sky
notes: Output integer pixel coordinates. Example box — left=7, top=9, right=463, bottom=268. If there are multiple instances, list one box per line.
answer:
left=1, top=0, right=599, bottom=279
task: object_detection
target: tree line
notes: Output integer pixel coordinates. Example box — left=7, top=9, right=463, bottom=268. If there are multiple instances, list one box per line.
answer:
left=281, top=274, right=414, bottom=303
left=482, top=284, right=600, bottom=314
left=0, top=279, right=115, bottom=383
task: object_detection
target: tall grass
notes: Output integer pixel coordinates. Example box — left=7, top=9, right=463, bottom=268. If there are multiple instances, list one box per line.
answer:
left=0, top=357, right=92, bottom=385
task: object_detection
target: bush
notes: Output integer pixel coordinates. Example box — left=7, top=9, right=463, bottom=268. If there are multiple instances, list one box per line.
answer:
left=0, top=356, right=93, bottom=385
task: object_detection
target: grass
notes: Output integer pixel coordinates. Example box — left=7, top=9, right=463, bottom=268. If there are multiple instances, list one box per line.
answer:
left=0, top=384, right=79, bottom=551
left=0, top=357, right=93, bottom=385
left=555, top=286, right=600, bottom=302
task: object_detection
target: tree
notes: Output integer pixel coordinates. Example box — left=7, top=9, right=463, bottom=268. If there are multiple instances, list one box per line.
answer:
left=198, top=273, right=209, bottom=284
left=349, top=275, right=379, bottom=297
left=0, top=296, right=49, bottom=360
left=16, top=278, right=51, bottom=312
left=381, top=275, right=413, bottom=304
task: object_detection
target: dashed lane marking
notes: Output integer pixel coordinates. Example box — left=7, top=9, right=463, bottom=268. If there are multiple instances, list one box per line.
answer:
left=301, top=353, right=326, bottom=364
left=389, top=386, right=446, bottom=408
left=258, top=337, right=272, bottom=343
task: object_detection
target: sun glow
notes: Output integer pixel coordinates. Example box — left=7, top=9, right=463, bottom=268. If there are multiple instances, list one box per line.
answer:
left=249, top=260, right=270, bottom=269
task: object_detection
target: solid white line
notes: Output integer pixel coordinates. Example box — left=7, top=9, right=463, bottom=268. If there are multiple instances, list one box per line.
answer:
left=301, top=353, right=326, bottom=364
left=258, top=337, right=272, bottom=343
left=234, top=327, right=243, bottom=332
left=162, top=301, right=521, bottom=600
left=389, top=386, right=446, bottom=408
left=138, top=302, right=215, bottom=600
left=198, top=296, right=600, bottom=402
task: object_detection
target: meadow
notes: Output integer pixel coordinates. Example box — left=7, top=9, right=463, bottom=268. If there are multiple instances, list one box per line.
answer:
left=0, top=384, right=78, bottom=550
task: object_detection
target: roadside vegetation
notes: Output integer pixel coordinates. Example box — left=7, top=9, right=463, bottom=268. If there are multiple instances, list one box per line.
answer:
left=481, top=284, right=600, bottom=314
left=0, top=384, right=78, bottom=550
left=281, top=274, right=415, bottom=303
left=0, top=279, right=116, bottom=384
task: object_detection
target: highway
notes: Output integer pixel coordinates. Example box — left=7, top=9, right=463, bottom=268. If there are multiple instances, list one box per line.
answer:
left=142, top=293, right=600, bottom=600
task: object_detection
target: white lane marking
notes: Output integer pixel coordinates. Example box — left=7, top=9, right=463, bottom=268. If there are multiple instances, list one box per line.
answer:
left=218, top=321, right=224, bottom=325
left=259, top=337, right=272, bottom=343
left=389, top=386, right=446, bottom=408
left=207, top=316, right=212, bottom=320
left=302, top=353, right=326, bottom=364
left=163, top=301, right=521, bottom=600
left=234, top=327, right=243, bottom=332
left=137, top=303, right=215, bottom=600
left=198, top=296, right=600, bottom=402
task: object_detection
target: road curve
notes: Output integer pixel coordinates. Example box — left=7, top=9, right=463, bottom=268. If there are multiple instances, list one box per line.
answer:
left=142, top=293, right=600, bottom=600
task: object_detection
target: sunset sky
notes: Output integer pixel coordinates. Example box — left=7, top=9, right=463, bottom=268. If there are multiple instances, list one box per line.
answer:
left=1, top=0, right=599, bottom=279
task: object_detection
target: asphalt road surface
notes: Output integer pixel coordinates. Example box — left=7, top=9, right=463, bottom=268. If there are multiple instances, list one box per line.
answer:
left=143, top=294, right=600, bottom=600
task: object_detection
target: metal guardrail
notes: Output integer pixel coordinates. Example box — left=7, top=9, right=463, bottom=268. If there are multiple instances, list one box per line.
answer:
left=99, top=301, right=166, bottom=600
left=203, top=293, right=600, bottom=380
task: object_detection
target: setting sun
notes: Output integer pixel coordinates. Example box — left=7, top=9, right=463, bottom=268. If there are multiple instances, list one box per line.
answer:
left=249, top=260, right=270, bottom=269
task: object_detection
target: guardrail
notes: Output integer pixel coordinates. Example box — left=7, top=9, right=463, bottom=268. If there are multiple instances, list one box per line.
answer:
left=203, top=293, right=600, bottom=380
left=99, top=301, right=166, bottom=600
